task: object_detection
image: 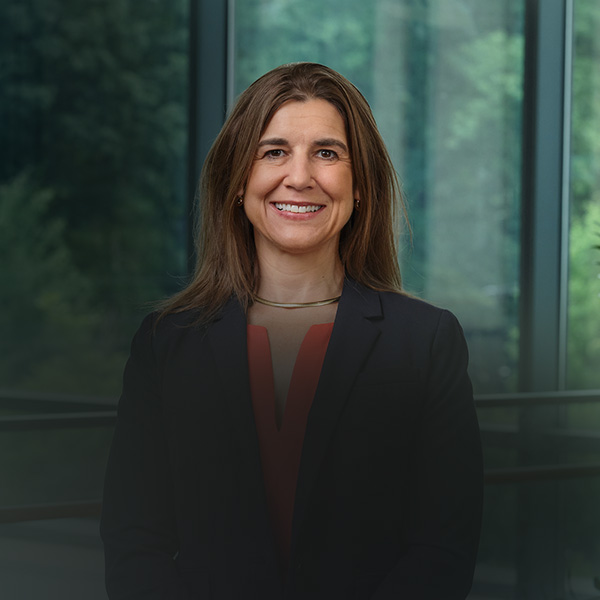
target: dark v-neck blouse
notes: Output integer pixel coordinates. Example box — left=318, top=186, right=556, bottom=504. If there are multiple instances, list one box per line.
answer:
left=246, top=322, right=334, bottom=575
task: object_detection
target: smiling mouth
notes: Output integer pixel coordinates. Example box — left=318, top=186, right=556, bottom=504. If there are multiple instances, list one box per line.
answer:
left=274, top=203, right=323, bottom=213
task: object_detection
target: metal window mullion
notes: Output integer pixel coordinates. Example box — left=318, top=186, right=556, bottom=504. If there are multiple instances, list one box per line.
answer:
left=519, top=0, right=566, bottom=394
left=558, top=0, right=574, bottom=391
left=227, top=0, right=237, bottom=110
left=187, top=0, right=229, bottom=270
left=516, top=3, right=569, bottom=599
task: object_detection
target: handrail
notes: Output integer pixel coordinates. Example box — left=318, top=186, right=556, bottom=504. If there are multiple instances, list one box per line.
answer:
left=2, top=388, right=600, bottom=412
left=475, top=389, right=600, bottom=407
left=0, top=411, right=117, bottom=431
left=0, top=389, right=599, bottom=431
left=484, top=462, right=600, bottom=484
left=0, top=501, right=102, bottom=524
left=0, top=388, right=116, bottom=408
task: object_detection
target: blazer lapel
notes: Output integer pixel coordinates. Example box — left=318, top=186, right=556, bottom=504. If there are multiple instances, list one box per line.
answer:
left=206, top=298, right=271, bottom=505
left=290, top=279, right=383, bottom=555
left=206, top=298, right=282, bottom=583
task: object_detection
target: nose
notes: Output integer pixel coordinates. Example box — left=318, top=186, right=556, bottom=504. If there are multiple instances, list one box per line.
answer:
left=284, top=154, right=314, bottom=190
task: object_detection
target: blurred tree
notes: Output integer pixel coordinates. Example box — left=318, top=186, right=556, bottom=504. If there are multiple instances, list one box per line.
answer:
left=1, top=0, right=597, bottom=396
left=567, top=0, right=600, bottom=390
left=0, top=0, right=189, bottom=394
left=0, top=171, right=93, bottom=389
left=234, top=0, right=373, bottom=95
left=571, top=0, right=600, bottom=213
left=568, top=198, right=600, bottom=389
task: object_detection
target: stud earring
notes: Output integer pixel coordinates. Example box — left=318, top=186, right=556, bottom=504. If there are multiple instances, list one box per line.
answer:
left=236, top=196, right=244, bottom=206
left=354, top=199, right=360, bottom=210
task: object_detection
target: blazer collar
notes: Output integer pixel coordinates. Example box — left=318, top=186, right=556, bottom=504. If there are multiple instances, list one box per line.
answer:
left=206, top=297, right=266, bottom=492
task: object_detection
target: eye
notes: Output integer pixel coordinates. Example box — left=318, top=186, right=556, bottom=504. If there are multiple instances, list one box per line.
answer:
left=264, top=149, right=285, bottom=159
left=317, top=149, right=338, bottom=160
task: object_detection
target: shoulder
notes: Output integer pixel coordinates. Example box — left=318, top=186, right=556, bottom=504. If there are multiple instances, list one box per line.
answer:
left=381, top=291, right=462, bottom=332
left=128, top=308, right=210, bottom=363
left=379, top=289, right=444, bottom=318
left=383, top=291, right=467, bottom=351
left=347, top=279, right=463, bottom=337
left=343, top=280, right=467, bottom=360
left=133, top=309, right=205, bottom=340
left=130, top=296, right=246, bottom=361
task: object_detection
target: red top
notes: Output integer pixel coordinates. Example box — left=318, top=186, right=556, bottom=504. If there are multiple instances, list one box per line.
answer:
left=247, top=322, right=334, bottom=575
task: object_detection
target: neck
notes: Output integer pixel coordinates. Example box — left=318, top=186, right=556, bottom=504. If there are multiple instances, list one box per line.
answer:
left=255, top=249, right=344, bottom=304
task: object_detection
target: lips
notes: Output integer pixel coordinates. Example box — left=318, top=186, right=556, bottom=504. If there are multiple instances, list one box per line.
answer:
left=273, top=202, right=324, bottom=213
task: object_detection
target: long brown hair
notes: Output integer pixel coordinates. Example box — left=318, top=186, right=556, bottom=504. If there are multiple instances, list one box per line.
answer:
left=159, top=62, right=407, bottom=324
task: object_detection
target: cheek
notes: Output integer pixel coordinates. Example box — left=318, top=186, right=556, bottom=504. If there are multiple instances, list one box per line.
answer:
left=342, top=202, right=355, bottom=226
left=246, top=166, right=280, bottom=197
left=333, top=175, right=355, bottom=212
left=322, top=170, right=353, bottom=196
left=242, top=199, right=263, bottom=228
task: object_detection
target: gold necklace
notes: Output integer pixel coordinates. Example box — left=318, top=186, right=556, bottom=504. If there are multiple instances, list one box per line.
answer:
left=254, top=295, right=341, bottom=308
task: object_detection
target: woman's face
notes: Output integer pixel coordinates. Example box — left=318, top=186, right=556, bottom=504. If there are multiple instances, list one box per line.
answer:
left=242, top=99, right=356, bottom=263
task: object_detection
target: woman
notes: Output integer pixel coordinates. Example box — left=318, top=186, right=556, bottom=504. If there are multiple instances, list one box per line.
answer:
left=101, top=62, right=483, bottom=599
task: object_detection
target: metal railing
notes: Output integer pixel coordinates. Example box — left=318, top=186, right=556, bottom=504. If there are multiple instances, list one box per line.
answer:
left=1, top=389, right=599, bottom=523
left=0, top=501, right=102, bottom=524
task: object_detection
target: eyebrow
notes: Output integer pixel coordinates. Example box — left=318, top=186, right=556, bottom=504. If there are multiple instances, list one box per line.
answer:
left=314, top=138, right=348, bottom=153
left=257, top=137, right=349, bottom=153
left=257, top=137, right=288, bottom=147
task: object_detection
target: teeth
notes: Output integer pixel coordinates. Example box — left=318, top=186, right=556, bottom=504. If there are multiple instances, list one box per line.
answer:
left=274, top=203, right=322, bottom=213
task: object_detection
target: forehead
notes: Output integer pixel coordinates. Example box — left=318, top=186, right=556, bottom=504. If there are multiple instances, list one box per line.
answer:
left=260, top=99, right=347, bottom=141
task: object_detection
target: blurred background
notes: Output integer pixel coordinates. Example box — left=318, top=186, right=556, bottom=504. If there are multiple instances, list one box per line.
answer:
left=1, top=0, right=599, bottom=597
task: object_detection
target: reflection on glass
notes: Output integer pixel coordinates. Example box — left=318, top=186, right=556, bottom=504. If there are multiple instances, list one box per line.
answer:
left=476, top=398, right=600, bottom=599
left=234, top=0, right=524, bottom=393
left=0, top=519, right=105, bottom=599
left=0, top=427, right=113, bottom=506
left=473, top=474, right=600, bottom=599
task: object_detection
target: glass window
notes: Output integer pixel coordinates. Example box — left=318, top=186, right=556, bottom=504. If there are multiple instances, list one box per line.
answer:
left=233, top=0, right=524, bottom=394
left=0, top=0, right=190, bottom=400
left=567, top=0, right=600, bottom=390
left=0, top=519, right=105, bottom=599
left=0, top=0, right=190, bottom=532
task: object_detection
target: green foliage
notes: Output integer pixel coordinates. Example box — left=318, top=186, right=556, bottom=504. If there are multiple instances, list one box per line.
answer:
left=0, top=0, right=189, bottom=395
left=0, top=171, right=128, bottom=394
left=568, top=199, right=600, bottom=389
left=444, top=31, right=523, bottom=150
left=568, top=0, right=600, bottom=389
left=0, top=172, right=88, bottom=385
left=235, top=0, right=374, bottom=94
left=1, top=0, right=599, bottom=397
left=571, top=0, right=600, bottom=213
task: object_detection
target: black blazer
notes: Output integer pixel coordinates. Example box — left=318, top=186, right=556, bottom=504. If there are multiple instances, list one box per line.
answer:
left=100, top=278, right=483, bottom=599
